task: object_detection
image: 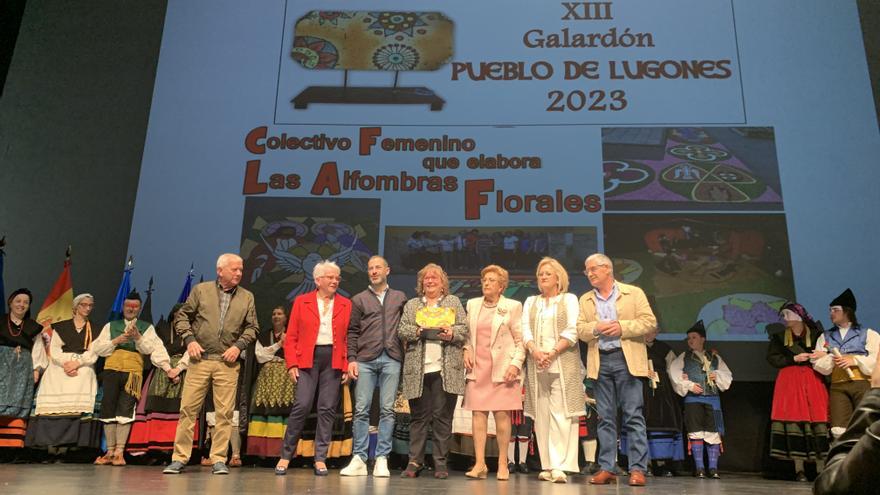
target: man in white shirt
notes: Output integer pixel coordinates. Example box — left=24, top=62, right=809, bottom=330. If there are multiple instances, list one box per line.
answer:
left=811, top=288, right=879, bottom=439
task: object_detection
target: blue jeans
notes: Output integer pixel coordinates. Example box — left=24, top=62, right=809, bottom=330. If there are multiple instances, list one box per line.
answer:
left=352, top=351, right=401, bottom=460
left=595, top=349, right=648, bottom=472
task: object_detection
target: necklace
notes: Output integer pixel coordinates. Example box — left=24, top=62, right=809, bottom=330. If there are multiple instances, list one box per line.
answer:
left=7, top=315, right=23, bottom=337
left=320, top=297, right=333, bottom=318
left=482, top=300, right=498, bottom=309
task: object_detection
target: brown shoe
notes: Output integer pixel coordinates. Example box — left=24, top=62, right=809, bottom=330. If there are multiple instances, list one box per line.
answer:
left=93, top=454, right=113, bottom=465
left=111, top=453, right=126, bottom=466
left=200, top=457, right=213, bottom=466
left=229, top=456, right=242, bottom=467
left=589, top=470, right=618, bottom=485
left=629, top=470, right=646, bottom=486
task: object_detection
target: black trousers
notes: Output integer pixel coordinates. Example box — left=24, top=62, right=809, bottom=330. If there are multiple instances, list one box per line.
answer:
left=280, top=345, right=340, bottom=462
left=407, top=371, right=457, bottom=466
left=100, top=370, right=138, bottom=420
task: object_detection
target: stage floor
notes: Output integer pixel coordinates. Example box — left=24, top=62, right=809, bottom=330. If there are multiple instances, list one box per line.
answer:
left=1, top=464, right=815, bottom=495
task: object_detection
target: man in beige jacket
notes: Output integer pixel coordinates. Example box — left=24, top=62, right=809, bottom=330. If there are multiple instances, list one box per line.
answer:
left=163, top=253, right=259, bottom=475
left=577, top=253, right=656, bottom=487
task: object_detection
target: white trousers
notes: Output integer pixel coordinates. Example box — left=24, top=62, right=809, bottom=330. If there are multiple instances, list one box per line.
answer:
left=533, top=372, right=579, bottom=472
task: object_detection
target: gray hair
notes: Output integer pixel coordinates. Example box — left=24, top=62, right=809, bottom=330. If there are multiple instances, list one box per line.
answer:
left=313, top=260, right=341, bottom=279
left=586, top=253, right=614, bottom=272
left=216, top=253, right=243, bottom=269
left=72, top=293, right=94, bottom=310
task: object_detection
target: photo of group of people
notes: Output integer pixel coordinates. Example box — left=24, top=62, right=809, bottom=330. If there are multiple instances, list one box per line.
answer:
left=384, top=227, right=597, bottom=275
left=383, top=226, right=598, bottom=300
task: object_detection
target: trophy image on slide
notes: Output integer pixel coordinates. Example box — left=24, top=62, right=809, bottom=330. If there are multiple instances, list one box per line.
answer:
left=290, top=11, right=453, bottom=111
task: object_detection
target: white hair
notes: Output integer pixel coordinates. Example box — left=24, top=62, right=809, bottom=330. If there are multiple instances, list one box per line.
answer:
left=216, top=253, right=243, bottom=269
left=72, top=293, right=94, bottom=309
left=586, top=253, right=614, bottom=272
left=313, top=260, right=341, bottom=279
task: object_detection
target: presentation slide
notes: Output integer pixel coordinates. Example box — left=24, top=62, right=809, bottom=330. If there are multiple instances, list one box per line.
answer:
left=127, top=0, right=880, bottom=378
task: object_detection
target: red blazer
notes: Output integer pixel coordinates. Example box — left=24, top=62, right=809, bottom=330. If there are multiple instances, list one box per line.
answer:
left=284, top=291, right=350, bottom=371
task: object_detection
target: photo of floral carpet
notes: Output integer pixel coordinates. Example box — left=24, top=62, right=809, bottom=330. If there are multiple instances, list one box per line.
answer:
left=602, top=127, right=783, bottom=211
left=239, top=197, right=379, bottom=322
left=603, top=213, right=793, bottom=340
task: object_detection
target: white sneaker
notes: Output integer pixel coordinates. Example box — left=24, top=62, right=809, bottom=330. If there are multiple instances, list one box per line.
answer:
left=373, top=456, right=390, bottom=478
left=340, top=455, right=368, bottom=476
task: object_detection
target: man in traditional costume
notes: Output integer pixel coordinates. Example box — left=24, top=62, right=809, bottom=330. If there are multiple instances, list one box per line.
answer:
left=811, top=288, right=879, bottom=439
left=91, top=291, right=177, bottom=465
left=669, top=320, right=732, bottom=479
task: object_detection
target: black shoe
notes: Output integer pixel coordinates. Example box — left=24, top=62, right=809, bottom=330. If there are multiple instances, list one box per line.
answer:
left=708, top=469, right=720, bottom=479
left=517, top=463, right=529, bottom=474
left=661, top=469, right=674, bottom=477
left=507, top=462, right=516, bottom=474
left=694, top=469, right=706, bottom=478
left=795, top=471, right=808, bottom=482
left=579, top=462, right=598, bottom=476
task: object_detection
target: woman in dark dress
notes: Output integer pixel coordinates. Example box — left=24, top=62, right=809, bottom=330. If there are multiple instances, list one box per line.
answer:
left=643, top=328, right=684, bottom=475
left=0, top=288, right=44, bottom=450
left=244, top=305, right=297, bottom=459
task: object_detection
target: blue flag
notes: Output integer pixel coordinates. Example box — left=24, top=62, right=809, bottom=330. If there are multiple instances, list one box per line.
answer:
left=0, top=236, right=6, bottom=306
left=108, top=258, right=133, bottom=321
left=177, top=264, right=194, bottom=303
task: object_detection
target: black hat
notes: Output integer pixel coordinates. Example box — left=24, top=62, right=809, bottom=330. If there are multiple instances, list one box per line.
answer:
left=125, top=290, right=142, bottom=302
left=686, top=319, right=706, bottom=338
left=830, top=288, right=856, bottom=311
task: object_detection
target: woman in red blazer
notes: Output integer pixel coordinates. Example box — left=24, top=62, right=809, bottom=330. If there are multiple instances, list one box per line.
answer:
left=275, top=261, right=351, bottom=476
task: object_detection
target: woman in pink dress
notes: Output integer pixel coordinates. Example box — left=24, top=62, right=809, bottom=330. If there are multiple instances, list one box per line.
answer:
left=462, top=265, right=525, bottom=480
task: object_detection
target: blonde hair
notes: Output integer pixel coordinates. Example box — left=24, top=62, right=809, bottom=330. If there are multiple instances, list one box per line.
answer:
left=415, top=263, right=449, bottom=297
left=480, top=264, right=509, bottom=291
left=536, top=257, right=569, bottom=294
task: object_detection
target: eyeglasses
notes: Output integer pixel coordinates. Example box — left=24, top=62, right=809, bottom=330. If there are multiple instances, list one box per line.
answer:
left=583, top=264, right=607, bottom=275
left=319, top=275, right=343, bottom=281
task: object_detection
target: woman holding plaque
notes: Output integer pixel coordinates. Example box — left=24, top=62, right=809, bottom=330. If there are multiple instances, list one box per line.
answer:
left=522, top=257, right=583, bottom=483
left=398, top=263, right=467, bottom=479
left=461, top=264, right=524, bottom=480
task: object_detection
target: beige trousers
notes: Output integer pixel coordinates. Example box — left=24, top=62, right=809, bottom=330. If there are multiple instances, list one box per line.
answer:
left=172, top=359, right=240, bottom=463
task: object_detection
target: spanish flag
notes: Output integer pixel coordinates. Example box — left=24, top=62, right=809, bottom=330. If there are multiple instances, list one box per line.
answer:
left=36, top=248, right=73, bottom=325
